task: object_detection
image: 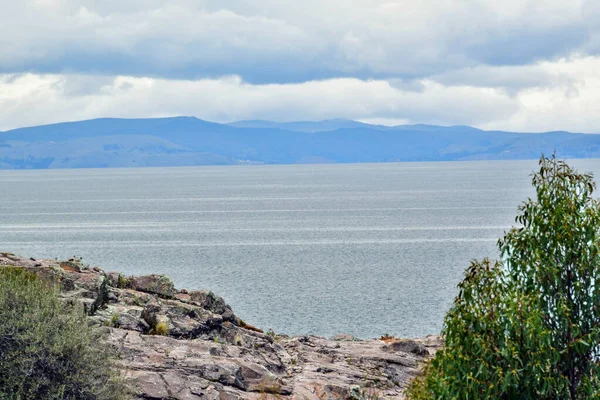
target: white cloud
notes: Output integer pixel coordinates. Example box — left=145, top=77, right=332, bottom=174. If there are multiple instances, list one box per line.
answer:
left=0, top=0, right=594, bottom=82
left=3, top=55, right=600, bottom=133
left=482, top=56, right=600, bottom=132
left=2, top=1, right=600, bottom=130
left=0, top=72, right=517, bottom=131
left=430, top=64, right=575, bottom=94
left=0, top=2, right=318, bottom=80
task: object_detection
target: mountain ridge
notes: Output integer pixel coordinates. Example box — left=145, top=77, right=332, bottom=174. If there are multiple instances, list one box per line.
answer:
left=1, top=117, right=599, bottom=169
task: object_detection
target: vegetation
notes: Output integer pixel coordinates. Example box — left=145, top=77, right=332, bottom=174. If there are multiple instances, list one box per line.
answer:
left=150, top=321, right=169, bottom=336
left=0, top=267, right=129, bottom=400
left=407, top=156, right=600, bottom=399
left=116, top=274, right=132, bottom=289
left=379, top=334, right=395, bottom=342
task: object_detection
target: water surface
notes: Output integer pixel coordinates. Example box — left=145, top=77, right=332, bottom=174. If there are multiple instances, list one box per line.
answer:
left=3, top=160, right=598, bottom=338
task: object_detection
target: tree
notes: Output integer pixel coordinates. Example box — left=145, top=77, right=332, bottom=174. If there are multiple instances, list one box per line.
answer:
left=406, top=155, right=600, bottom=399
left=0, top=267, right=129, bottom=400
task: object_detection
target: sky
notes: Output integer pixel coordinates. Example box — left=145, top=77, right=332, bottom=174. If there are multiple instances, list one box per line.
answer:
left=1, top=0, right=600, bottom=132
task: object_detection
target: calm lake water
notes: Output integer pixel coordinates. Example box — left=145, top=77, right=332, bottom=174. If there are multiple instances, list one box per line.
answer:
left=3, top=160, right=600, bottom=338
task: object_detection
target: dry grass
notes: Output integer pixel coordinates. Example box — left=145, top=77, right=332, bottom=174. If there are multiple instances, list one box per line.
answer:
left=151, top=321, right=169, bottom=336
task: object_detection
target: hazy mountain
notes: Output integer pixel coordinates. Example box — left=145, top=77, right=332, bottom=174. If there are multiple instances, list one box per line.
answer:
left=228, top=118, right=381, bottom=132
left=1, top=117, right=599, bottom=169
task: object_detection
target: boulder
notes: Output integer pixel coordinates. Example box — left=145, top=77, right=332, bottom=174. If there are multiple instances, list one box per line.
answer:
left=383, top=339, right=430, bottom=357
left=130, top=274, right=177, bottom=298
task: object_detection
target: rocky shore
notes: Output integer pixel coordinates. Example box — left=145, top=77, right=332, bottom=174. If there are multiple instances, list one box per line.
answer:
left=0, top=252, right=440, bottom=399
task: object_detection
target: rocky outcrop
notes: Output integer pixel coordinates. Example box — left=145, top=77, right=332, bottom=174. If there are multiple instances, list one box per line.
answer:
left=0, top=252, right=441, bottom=399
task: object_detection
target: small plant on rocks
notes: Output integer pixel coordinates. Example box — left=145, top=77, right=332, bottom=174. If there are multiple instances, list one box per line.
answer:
left=150, top=321, right=169, bottom=336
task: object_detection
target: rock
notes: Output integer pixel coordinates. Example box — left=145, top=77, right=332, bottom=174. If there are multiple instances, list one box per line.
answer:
left=60, top=260, right=82, bottom=272
left=106, top=272, right=122, bottom=287
left=130, top=274, right=176, bottom=298
left=383, top=339, right=430, bottom=357
left=131, top=371, right=170, bottom=399
left=188, top=290, right=235, bottom=321
left=0, top=253, right=440, bottom=399
left=141, top=300, right=162, bottom=330
left=0, top=253, right=42, bottom=268
left=118, top=313, right=143, bottom=331
left=332, top=334, right=355, bottom=341
left=59, top=269, right=108, bottom=314
left=106, top=291, right=119, bottom=302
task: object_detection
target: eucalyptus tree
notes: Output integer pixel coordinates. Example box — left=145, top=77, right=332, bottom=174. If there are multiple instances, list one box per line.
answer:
left=407, top=156, right=600, bottom=399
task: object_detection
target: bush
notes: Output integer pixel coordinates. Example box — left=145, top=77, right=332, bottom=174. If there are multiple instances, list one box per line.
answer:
left=0, top=267, right=129, bottom=400
left=150, top=321, right=169, bottom=336
left=407, top=156, right=600, bottom=399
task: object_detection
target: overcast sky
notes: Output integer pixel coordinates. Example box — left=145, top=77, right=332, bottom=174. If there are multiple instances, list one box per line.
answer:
left=2, top=0, right=600, bottom=132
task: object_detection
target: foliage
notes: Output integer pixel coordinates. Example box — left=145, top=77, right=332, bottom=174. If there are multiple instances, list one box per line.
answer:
left=406, top=260, right=555, bottom=399
left=150, top=321, right=169, bottom=336
left=0, top=267, right=130, bottom=400
left=406, top=155, right=600, bottom=399
left=116, top=274, right=132, bottom=289
left=501, top=156, right=600, bottom=397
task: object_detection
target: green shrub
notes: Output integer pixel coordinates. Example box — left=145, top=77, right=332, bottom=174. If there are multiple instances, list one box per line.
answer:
left=407, top=156, right=600, bottom=399
left=0, top=267, right=130, bottom=400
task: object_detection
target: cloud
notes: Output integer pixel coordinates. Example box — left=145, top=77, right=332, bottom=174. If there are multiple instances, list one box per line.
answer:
left=2, top=1, right=600, bottom=131
left=429, top=64, right=576, bottom=95
left=481, top=56, right=600, bottom=133
left=0, top=0, right=596, bottom=83
left=3, top=55, right=600, bottom=133
left=0, top=72, right=517, bottom=132
left=582, top=0, right=600, bottom=54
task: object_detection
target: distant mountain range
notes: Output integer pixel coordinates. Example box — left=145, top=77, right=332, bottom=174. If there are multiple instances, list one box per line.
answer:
left=1, top=117, right=599, bottom=169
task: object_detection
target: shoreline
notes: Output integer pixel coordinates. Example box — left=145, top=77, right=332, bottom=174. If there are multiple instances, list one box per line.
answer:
left=1, top=251, right=440, bottom=399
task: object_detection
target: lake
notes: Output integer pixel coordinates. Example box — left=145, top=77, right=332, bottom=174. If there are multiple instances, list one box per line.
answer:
left=3, top=159, right=599, bottom=338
